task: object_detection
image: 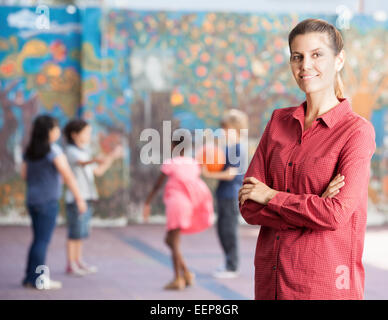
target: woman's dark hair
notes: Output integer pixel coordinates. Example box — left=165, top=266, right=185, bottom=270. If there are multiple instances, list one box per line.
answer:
left=24, top=115, right=58, bottom=161
left=63, top=118, right=89, bottom=145
left=288, top=18, right=345, bottom=98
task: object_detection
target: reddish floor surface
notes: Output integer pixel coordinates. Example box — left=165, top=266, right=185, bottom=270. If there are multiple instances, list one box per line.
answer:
left=0, top=224, right=387, bottom=300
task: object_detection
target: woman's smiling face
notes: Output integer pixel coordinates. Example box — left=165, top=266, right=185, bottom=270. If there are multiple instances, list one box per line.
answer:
left=289, top=32, right=344, bottom=95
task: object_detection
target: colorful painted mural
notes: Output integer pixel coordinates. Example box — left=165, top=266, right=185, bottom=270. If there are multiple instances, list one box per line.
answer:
left=342, top=16, right=388, bottom=209
left=1, top=6, right=388, bottom=222
left=0, top=7, right=82, bottom=218
left=78, top=8, right=131, bottom=219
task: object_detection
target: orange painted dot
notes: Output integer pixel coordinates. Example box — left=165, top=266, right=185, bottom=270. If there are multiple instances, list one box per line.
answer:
left=0, top=62, right=15, bottom=75
left=196, top=65, right=207, bottom=77
left=189, top=94, right=199, bottom=105
left=36, top=74, right=46, bottom=85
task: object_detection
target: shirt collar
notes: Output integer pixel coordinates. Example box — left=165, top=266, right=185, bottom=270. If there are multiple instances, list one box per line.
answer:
left=290, top=98, right=352, bottom=128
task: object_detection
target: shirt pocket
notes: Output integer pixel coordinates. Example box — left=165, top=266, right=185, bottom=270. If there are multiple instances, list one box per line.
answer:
left=295, top=155, right=339, bottom=195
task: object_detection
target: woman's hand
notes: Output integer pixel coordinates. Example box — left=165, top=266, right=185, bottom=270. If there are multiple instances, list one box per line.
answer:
left=238, top=173, right=344, bottom=206
left=321, top=174, right=345, bottom=198
left=238, top=177, right=278, bottom=206
left=143, top=203, right=151, bottom=223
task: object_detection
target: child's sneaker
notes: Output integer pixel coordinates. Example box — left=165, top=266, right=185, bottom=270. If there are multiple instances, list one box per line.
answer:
left=212, top=269, right=239, bottom=279
left=46, top=279, right=62, bottom=290
left=66, top=262, right=88, bottom=276
left=164, top=277, right=185, bottom=290
left=22, top=278, right=62, bottom=290
left=77, top=260, right=98, bottom=274
left=212, top=264, right=239, bottom=279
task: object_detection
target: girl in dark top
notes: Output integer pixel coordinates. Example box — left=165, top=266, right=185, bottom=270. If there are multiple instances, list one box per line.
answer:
left=21, top=115, right=86, bottom=290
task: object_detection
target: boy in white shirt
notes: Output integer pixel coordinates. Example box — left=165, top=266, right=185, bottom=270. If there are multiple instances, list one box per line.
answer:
left=63, top=119, right=123, bottom=276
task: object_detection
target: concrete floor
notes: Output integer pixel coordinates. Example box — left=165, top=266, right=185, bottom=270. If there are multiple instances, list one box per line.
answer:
left=0, top=224, right=387, bottom=300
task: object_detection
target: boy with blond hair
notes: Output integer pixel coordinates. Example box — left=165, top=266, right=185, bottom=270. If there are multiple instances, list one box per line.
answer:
left=202, top=108, right=248, bottom=278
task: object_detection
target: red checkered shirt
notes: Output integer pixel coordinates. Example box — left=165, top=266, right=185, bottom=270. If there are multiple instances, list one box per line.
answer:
left=240, top=98, right=376, bottom=300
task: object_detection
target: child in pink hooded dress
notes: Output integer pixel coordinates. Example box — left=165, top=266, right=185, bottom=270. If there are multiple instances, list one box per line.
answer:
left=143, top=135, right=214, bottom=290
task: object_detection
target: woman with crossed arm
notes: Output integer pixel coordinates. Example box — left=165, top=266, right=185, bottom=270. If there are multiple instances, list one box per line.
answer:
left=239, top=19, right=376, bottom=300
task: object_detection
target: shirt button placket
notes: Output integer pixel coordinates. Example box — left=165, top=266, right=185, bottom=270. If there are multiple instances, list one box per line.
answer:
left=286, top=161, right=293, bottom=193
left=273, top=233, right=281, bottom=299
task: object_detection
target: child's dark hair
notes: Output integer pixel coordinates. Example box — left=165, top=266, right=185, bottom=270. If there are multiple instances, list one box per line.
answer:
left=171, top=129, right=193, bottom=157
left=63, top=118, right=89, bottom=145
left=172, top=135, right=185, bottom=147
left=24, top=115, right=58, bottom=161
left=172, top=129, right=192, bottom=148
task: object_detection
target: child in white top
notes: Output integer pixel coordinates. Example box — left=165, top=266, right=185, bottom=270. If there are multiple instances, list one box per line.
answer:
left=63, top=119, right=123, bottom=276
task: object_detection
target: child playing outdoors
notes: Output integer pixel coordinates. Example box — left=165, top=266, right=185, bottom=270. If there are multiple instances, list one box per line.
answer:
left=201, top=109, right=248, bottom=279
left=143, top=133, right=214, bottom=290
left=22, top=115, right=87, bottom=290
left=63, top=119, right=123, bottom=276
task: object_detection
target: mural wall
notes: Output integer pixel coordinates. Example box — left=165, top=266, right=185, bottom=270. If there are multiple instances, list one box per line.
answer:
left=0, top=6, right=387, bottom=222
left=0, top=6, right=82, bottom=220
